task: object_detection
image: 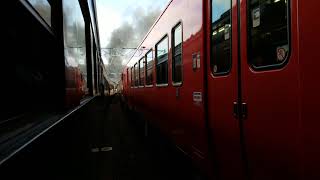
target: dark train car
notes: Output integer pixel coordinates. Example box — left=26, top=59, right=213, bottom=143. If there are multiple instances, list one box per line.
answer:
left=1, top=0, right=107, bottom=163
left=122, top=0, right=320, bottom=179
left=1, top=0, right=105, bottom=120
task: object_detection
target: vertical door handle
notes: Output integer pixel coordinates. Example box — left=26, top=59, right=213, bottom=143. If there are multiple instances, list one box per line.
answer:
left=233, top=102, right=248, bottom=119
left=233, top=102, right=239, bottom=118
left=241, top=103, right=248, bottom=119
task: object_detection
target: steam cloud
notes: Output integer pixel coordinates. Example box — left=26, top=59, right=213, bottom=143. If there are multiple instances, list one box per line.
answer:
left=105, top=7, right=161, bottom=83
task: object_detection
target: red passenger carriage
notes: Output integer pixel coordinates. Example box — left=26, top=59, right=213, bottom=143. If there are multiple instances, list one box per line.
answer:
left=122, top=0, right=320, bottom=179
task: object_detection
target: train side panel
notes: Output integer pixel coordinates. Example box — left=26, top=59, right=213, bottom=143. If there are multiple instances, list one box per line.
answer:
left=124, top=0, right=211, bottom=173
left=299, top=0, right=320, bottom=179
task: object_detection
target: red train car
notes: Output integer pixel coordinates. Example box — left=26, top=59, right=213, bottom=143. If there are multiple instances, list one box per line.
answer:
left=122, top=0, right=320, bottom=179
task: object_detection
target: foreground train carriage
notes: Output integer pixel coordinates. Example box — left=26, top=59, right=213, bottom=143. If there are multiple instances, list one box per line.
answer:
left=122, top=0, right=320, bottom=179
left=0, top=1, right=109, bottom=164
left=2, top=0, right=106, bottom=123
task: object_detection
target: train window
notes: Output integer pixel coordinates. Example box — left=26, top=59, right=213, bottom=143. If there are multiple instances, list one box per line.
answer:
left=156, top=36, right=169, bottom=85
left=27, top=0, right=51, bottom=26
left=211, top=0, right=232, bottom=75
left=131, top=67, right=134, bottom=87
left=134, top=63, right=139, bottom=87
left=145, top=49, right=154, bottom=86
left=63, top=0, right=88, bottom=96
left=127, top=69, right=129, bottom=85
left=248, top=0, right=290, bottom=69
left=172, top=23, right=183, bottom=84
left=133, top=64, right=136, bottom=87
left=139, top=58, right=145, bottom=86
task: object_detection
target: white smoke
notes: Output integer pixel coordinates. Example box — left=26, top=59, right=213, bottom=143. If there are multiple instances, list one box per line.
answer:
left=104, top=6, right=161, bottom=82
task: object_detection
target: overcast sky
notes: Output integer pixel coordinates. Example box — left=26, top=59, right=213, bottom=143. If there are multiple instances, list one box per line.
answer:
left=96, top=0, right=169, bottom=48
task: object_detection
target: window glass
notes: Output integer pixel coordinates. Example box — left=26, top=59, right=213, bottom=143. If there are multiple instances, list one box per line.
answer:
left=156, top=36, right=169, bottom=85
left=248, top=0, right=289, bottom=69
left=139, top=58, right=145, bottom=86
left=172, top=24, right=183, bottom=83
left=27, top=0, right=51, bottom=26
left=127, top=69, right=129, bottom=84
left=131, top=67, right=134, bottom=87
left=211, top=0, right=232, bottom=75
left=63, top=0, right=88, bottom=96
left=146, top=50, right=154, bottom=86
left=134, top=63, right=139, bottom=86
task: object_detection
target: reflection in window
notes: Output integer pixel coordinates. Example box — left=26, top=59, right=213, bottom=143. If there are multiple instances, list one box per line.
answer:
left=139, top=58, right=145, bottom=86
left=145, top=50, right=154, bottom=85
left=248, top=0, right=289, bottom=69
left=27, top=0, right=51, bottom=26
left=134, top=63, right=139, bottom=86
left=127, top=69, right=129, bottom=84
left=156, top=36, right=168, bottom=85
left=63, top=0, right=88, bottom=95
left=131, top=67, right=134, bottom=87
left=172, top=24, right=183, bottom=83
left=211, top=0, right=232, bottom=75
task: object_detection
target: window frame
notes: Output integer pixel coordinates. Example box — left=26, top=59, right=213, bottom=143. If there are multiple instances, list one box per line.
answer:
left=210, top=0, right=233, bottom=76
left=247, top=0, right=291, bottom=71
left=145, top=49, right=154, bottom=87
left=155, top=34, right=169, bottom=87
left=21, top=0, right=53, bottom=33
left=171, top=21, right=183, bottom=86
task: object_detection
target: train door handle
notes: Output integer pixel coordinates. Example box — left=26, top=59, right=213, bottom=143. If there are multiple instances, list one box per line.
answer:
left=233, top=102, right=248, bottom=119
left=242, top=103, right=248, bottom=119
left=233, top=102, right=240, bottom=118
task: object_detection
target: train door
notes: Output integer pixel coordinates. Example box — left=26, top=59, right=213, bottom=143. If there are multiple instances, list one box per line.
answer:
left=240, top=0, right=300, bottom=179
left=206, top=0, right=300, bottom=179
left=205, top=0, right=245, bottom=179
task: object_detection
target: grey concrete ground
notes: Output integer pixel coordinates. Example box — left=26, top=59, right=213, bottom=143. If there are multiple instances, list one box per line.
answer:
left=89, top=95, right=205, bottom=180
left=0, top=95, right=206, bottom=180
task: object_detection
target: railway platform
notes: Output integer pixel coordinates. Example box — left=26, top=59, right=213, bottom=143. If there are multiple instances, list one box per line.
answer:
left=0, top=95, right=203, bottom=180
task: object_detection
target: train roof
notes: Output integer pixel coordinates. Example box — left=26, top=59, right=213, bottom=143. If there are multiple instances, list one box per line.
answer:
left=125, top=0, right=173, bottom=67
